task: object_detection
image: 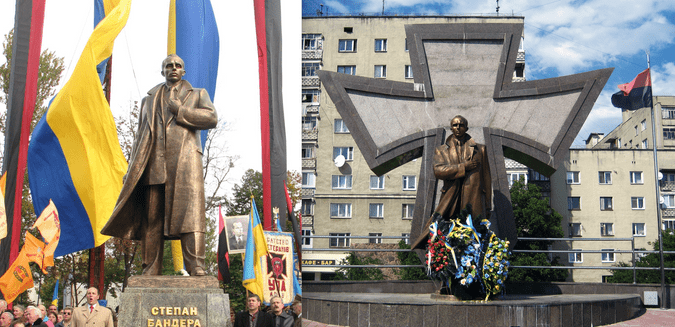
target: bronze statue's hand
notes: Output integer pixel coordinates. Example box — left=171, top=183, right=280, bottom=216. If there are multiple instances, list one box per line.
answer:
left=465, top=160, right=479, bottom=171
left=168, top=99, right=181, bottom=114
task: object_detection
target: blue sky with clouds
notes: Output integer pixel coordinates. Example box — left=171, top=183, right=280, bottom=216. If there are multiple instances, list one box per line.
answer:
left=303, top=0, right=675, bottom=147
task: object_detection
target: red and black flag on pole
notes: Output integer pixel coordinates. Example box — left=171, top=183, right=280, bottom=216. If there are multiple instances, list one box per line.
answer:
left=253, top=0, right=286, bottom=231
left=217, top=205, right=231, bottom=283
left=0, top=0, right=46, bottom=276
left=611, top=68, right=653, bottom=110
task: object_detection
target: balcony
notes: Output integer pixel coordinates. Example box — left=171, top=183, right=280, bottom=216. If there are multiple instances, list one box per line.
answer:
left=301, top=188, right=315, bottom=198
left=516, top=51, right=525, bottom=62
left=662, top=208, right=675, bottom=218
left=302, top=76, right=320, bottom=87
left=305, top=104, right=319, bottom=114
left=302, top=158, right=316, bottom=169
left=302, top=49, right=323, bottom=60
left=661, top=181, right=675, bottom=191
left=303, top=129, right=318, bottom=140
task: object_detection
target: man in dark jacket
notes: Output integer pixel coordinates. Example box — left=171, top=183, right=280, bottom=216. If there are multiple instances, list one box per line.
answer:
left=234, top=294, right=273, bottom=327
left=269, top=297, right=293, bottom=327
left=23, top=307, right=47, bottom=327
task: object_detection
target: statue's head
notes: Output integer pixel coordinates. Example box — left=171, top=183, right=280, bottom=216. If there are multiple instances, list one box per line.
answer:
left=161, top=54, right=186, bottom=85
left=451, top=115, right=469, bottom=138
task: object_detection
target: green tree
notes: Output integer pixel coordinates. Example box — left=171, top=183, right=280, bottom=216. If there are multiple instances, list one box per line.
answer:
left=607, top=231, right=675, bottom=283
left=333, top=253, right=385, bottom=281
left=226, top=169, right=263, bottom=218
left=508, top=179, right=568, bottom=282
left=395, top=240, right=427, bottom=280
left=222, top=255, right=246, bottom=313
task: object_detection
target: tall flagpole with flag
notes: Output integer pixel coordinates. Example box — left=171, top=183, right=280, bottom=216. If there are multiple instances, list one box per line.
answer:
left=611, top=55, right=666, bottom=309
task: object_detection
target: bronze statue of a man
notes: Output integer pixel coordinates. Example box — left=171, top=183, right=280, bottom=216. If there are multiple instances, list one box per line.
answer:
left=413, top=115, right=492, bottom=249
left=433, top=115, right=492, bottom=220
left=102, top=54, right=218, bottom=276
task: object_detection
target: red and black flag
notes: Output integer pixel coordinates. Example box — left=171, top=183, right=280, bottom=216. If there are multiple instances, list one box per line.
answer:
left=254, top=0, right=286, bottom=231
left=0, top=0, right=46, bottom=275
left=217, top=205, right=231, bottom=283
left=611, top=68, right=653, bottom=110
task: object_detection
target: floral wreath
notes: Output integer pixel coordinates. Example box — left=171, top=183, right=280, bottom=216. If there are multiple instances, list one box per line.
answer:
left=426, top=206, right=510, bottom=300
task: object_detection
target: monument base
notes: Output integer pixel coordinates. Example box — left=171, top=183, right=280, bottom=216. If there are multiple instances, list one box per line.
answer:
left=304, top=291, right=643, bottom=327
left=118, top=276, right=231, bottom=327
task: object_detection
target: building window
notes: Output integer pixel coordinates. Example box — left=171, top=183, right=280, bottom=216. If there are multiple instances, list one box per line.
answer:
left=569, top=223, right=582, bottom=236
left=632, top=223, right=646, bottom=236
left=598, top=171, right=612, bottom=184
left=302, top=89, right=320, bottom=103
left=333, top=147, right=354, bottom=161
left=601, top=249, right=615, bottom=263
left=334, top=119, right=350, bottom=133
left=641, top=119, right=647, bottom=131
left=663, top=194, right=675, bottom=208
left=369, top=233, right=383, bottom=244
left=302, top=34, right=322, bottom=50
left=631, top=197, right=645, bottom=210
left=618, top=138, right=622, bottom=148
left=600, top=197, right=613, bottom=211
left=665, top=173, right=675, bottom=182
left=664, top=128, right=675, bottom=140
left=302, top=62, right=320, bottom=76
left=402, top=175, right=417, bottom=191
left=370, top=175, right=385, bottom=189
left=642, top=139, right=648, bottom=148
left=508, top=173, right=527, bottom=187
left=329, top=233, right=350, bottom=247
left=301, top=144, right=314, bottom=159
left=302, top=116, right=317, bottom=131
left=301, top=229, right=313, bottom=247
left=374, top=39, right=387, bottom=52
left=338, top=39, right=356, bottom=52
left=664, top=107, right=675, bottom=119
left=330, top=203, right=352, bottom=218
left=567, top=171, right=580, bottom=184
left=405, top=38, right=409, bottom=51
left=402, top=233, right=410, bottom=245
left=601, top=223, right=614, bottom=236
left=402, top=204, right=414, bottom=219
left=302, top=172, right=315, bottom=188
left=301, top=199, right=314, bottom=216
left=405, top=65, right=413, bottom=79
left=374, top=65, right=387, bottom=78
left=337, top=65, right=356, bottom=75
left=332, top=175, right=352, bottom=189
left=663, top=220, right=675, bottom=231
left=568, top=197, right=581, bottom=210
left=635, top=125, right=638, bottom=136
left=369, top=203, right=384, bottom=218
left=530, top=170, right=549, bottom=181
left=630, top=171, right=643, bottom=184
left=569, top=250, right=583, bottom=263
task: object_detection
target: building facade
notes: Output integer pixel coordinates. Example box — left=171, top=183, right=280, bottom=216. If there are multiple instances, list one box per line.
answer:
left=550, top=96, right=675, bottom=282
left=301, top=16, right=525, bottom=279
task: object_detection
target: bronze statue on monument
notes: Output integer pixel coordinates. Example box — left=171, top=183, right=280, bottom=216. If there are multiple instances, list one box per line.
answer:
left=101, top=54, right=218, bottom=276
left=412, top=115, right=492, bottom=250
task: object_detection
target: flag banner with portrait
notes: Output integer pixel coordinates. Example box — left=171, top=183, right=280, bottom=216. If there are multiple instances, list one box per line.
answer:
left=262, top=231, right=294, bottom=305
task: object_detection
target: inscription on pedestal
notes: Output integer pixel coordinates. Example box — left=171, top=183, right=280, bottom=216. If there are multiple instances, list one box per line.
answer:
left=119, top=276, right=231, bottom=327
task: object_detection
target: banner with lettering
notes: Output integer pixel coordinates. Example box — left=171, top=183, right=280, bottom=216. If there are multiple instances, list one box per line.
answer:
left=262, top=231, right=294, bottom=305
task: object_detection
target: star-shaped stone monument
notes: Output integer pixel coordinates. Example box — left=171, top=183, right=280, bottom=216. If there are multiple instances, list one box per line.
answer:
left=318, top=22, right=612, bottom=248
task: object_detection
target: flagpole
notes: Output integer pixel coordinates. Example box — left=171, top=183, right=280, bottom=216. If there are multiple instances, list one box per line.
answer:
left=647, top=51, right=666, bottom=309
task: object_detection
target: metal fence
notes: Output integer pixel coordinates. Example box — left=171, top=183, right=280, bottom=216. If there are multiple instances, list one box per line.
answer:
left=302, top=235, right=675, bottom=283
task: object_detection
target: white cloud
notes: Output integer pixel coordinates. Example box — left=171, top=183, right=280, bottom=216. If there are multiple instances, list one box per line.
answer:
left=323, top=1, right=350, bottom=15
left=653, top=62, right=675, bottom=96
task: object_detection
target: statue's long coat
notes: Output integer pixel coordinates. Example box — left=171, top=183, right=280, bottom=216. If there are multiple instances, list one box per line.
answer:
left=102, top=80, right=217, bottom=240
left=433, top=133, right=492, bottom=219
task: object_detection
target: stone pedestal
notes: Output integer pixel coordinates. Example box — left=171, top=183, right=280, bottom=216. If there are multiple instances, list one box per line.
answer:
left=118, top=276, right=231, bottom=327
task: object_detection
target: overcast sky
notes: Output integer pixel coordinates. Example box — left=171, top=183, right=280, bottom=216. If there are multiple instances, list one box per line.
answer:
left=0, top=1, right=301, bottom=199
left=303, top=0, right=675, bottom=147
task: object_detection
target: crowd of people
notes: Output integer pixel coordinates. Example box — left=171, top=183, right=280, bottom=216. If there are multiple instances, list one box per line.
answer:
left=233, top=294, right=302, bottom=327
left=0, top=287, right=113, bottom=327
left=0, top=290, right=303, bottom=327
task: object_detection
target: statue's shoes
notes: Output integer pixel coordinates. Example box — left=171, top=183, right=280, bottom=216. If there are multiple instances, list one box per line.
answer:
left=192, top=267, right=206, bottom=276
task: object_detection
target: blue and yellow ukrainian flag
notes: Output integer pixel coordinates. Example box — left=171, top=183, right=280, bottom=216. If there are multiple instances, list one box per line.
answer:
left=243, top=198, right=269, bottom=299
left=26, top=0, right=130, bottom=257
left=51, top=278, right=59, bottom=306
left=167, top=0, right=220, bottom=272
